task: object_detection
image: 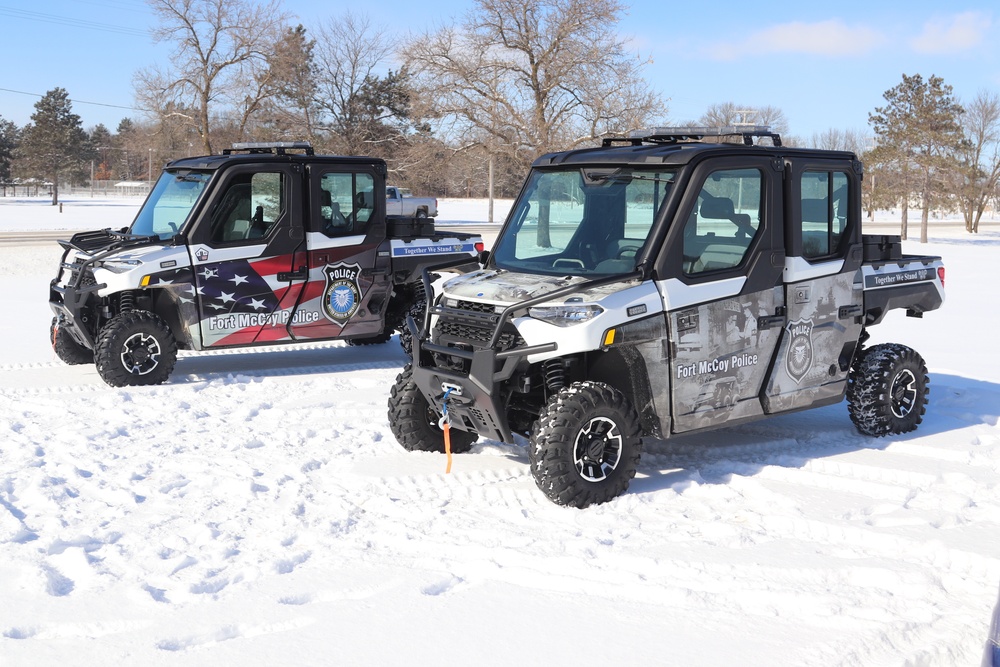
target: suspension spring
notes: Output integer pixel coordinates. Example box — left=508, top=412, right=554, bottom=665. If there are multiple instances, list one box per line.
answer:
left=543, top=358, right=566, bottom=392
left=119, top=291, right=136, bottom=314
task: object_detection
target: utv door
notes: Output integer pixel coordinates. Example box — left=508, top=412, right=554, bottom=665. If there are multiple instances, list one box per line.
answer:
left=187, top=164, right=308, bottom=348
left=763, top=161, right=864, bottom=412
left=285, top=167, right=394, bottom=341
left=659, top=159, right=786, bottom=433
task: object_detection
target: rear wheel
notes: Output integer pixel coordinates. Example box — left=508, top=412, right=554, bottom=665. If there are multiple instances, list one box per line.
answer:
left=387, top=365, right=477, bottom=454
left=95, top=310, right=177, bottom=387
left=529, top=381, right=642, bottom=508
left=50, top=318, right=93, bottom=365
left=848, top=343, right=929, bottom=437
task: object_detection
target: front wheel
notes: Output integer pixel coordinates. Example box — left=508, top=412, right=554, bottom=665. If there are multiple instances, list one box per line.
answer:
left=398, top=296, right=426, bottom=357
left=529, top=381, right=642, bottom=508
left=50, top=317, right=94, bottom=365
left=387, top=365, right=477, bottom=454
left=848, top=343, right=929, bottom=437
left=95, top=310, right=178, bottom=387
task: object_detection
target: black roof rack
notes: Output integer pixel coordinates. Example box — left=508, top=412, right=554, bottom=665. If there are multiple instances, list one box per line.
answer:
left=223, top=141, right=315, bottom=156
left=602, top=126, right=782, bottom=147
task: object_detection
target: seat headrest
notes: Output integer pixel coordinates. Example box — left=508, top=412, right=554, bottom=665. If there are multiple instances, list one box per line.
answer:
left=700, top=195, right=735, bottom=219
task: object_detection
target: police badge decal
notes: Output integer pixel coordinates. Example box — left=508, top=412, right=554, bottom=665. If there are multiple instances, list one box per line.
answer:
left=785, top=318, right=815, bottom=384
left=322, top=263, right=363, bottom=325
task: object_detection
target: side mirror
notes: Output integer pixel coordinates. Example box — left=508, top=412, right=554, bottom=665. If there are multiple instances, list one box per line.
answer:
left=478, top=249, right=491, bottom=266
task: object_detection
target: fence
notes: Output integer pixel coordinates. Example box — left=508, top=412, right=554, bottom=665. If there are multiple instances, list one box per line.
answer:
left=0, top=181, right=152, bottom=198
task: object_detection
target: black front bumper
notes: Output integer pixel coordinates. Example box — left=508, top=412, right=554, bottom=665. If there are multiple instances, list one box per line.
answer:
left=411, top=335, right=542, bottom=444
left=49, top=239, right=108, bottom=349
left=49, top=280, right=102, bottom=349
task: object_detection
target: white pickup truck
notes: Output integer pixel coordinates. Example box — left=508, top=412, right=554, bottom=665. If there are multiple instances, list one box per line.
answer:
left=385, top=186, right=437, bottom=218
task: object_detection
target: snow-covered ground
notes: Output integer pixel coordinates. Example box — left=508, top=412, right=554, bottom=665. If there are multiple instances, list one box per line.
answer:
left=1, top=196, right=999, bottom=666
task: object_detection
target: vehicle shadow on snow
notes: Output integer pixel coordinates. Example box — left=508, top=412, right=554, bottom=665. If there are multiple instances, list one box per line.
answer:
left=629, top=372, right=1000, bottom=497
left=169, top=339, right=409, bottom=382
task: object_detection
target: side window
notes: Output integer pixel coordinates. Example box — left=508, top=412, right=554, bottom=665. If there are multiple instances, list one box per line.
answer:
left=800, top=171, right=849, bottom=258
left=209, top=171, right=284, bottom=244
left=683, top=168, right=763, bottom=275
left=317, top=172, right=375, bottom=237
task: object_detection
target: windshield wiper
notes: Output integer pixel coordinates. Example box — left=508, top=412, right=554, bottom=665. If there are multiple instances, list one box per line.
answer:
left=583, top=169, right=674, bottom=186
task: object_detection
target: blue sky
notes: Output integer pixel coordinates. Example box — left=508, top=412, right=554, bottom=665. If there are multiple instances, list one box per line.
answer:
left=1, top=0, right=998, bottom=143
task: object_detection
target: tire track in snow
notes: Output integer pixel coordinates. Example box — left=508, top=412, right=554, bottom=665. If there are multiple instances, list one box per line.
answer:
left=0, top=360, right=405, bottom=396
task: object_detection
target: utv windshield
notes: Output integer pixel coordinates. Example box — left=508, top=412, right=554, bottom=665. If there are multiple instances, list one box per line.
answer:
left=129, top=170, right=212, bottom=240
left=492, top=166, right=675, bottom=276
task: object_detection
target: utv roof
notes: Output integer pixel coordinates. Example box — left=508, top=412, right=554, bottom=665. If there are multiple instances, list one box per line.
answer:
left=163, top=142, right=387, bottom=172
left=534, top=126, right=857, bottom=167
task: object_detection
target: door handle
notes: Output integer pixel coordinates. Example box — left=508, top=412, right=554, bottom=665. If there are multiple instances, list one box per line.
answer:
left=757, top=315, right=786, bottom=330
left=838, top=304, right=863, bottom=319
left=758, top=306, right=786, bottom=330
left=278, top=266, right=308, bottom=281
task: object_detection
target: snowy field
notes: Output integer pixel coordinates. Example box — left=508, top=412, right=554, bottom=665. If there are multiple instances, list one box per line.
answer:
left=1, top=196, right=999, bottom=666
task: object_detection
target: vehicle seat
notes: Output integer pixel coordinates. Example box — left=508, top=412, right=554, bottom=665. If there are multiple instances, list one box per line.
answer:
left=594, top=258, right=634, bottom=274
left=247, top=205, right=266, bottom=239
left=226, top=219, right=250, bottom=241
left=214, top=184, right=252, bottom=242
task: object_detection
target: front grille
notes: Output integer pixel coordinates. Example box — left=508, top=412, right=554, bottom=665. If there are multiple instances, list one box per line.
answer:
left=68, top=258, right=97, bottom=288
left=434, top=319, right=524, bottom=349
left=455, top=300, right=496, bottom=314
left=433, top=299, right=524, bottom=352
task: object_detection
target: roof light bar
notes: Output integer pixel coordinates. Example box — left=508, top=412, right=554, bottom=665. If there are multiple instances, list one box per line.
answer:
left=223, top=142, right=315, bottom=156
left=603, top=126, right=782, bottom=147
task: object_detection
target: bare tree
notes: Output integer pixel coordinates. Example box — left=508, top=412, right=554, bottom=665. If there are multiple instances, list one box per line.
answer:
left=699, top=103, right=790, bottom=136
left=136, top=0, right=288, bottom=154
left=811, top=127, right=868, bottom=155
left=955, top=90, right=1000, bottom=233
left=407, top=0, right=663, bottom=157
left=312, top=12, right=405, bottom=155
left=407, top=0, right=665, bottom=243
left=860, top=146, right=906, bottom=223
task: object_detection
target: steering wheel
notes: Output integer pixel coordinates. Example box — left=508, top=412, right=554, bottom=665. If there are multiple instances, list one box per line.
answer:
left=615, top=246, right=639, bottom=259
left=552, top=258, right=586, bottom=269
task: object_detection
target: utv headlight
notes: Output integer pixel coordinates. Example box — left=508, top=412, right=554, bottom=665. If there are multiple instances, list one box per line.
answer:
left=528, top=304, right=604, bottom=327
left=98, top=259, right=143, bottom=274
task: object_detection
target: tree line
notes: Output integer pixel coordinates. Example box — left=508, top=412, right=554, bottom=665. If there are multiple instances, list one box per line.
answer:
left=1, top=0, right=998, bottom=239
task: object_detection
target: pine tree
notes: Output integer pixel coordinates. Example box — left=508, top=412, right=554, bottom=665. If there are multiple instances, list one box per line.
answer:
left=265, top=24, right=321, bottom=143
left=0, top=115, right=19, bottom=186
left=13, top=88, right=89, bottom=205
left=869, top=74, right=965, bottom=242
left=88, top=124, right=115, bottom=183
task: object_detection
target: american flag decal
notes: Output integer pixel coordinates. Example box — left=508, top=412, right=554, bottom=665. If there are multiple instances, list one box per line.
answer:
left=197, top=255, right=295, bottom=346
